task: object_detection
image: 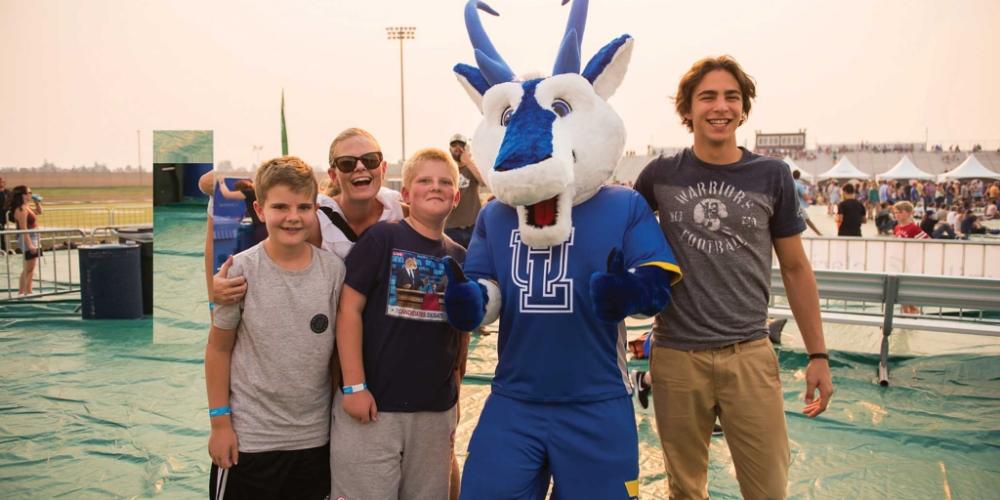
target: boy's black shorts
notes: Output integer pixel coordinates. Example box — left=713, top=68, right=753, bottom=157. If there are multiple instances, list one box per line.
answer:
left=209, top=443, right=330, bottom=500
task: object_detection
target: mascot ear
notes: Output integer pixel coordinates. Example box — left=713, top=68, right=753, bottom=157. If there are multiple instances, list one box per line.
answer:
left=454, top=63, right=490, bottom=112
left=581, top=35, right=633, bottom=101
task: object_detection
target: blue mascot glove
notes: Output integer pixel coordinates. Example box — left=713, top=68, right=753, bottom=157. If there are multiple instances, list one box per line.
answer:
left=590, top=248, right=672, bottom=323
left=443, top=256, right=488, bottom=331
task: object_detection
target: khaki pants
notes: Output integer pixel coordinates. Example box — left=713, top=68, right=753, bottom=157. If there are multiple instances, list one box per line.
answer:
left=650, top=337, right=790, bottom=500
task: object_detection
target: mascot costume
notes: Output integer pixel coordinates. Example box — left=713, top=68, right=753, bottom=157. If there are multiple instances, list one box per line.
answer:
left=444, top=1, right=682, bottom=498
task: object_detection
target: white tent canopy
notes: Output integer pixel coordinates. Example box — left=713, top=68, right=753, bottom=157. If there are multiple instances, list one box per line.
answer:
left=876, top=155, right=935, bottom=181
left=818, top=156, right=870, bottom=180
left=783, top=156, right=812, bottom=180
left=938, top=154, right=1000, bottom=181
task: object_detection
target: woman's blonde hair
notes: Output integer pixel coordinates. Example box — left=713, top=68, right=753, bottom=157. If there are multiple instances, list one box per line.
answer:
left=328, top=128, right=381, bottom=167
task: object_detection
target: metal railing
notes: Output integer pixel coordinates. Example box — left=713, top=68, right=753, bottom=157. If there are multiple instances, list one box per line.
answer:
left=769, top=268, right=1000, bottom=385
left=797, top=236, right=1000, bottom=278
left=1, top=228, right=88, bottom=300
left=32, top=206, right=153, bottom=230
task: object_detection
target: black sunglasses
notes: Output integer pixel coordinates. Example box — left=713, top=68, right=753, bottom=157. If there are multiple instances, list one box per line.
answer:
left=331, top=152, right=383, bottom=173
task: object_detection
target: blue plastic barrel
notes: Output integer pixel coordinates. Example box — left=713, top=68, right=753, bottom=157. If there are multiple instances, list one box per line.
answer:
left=116, top=226, right=154, bottom=315
left=79, top=244, right=143, bottom=320
left=236, top=220, right=255, bottom=254
left=182, top=163, right=213, bottom=198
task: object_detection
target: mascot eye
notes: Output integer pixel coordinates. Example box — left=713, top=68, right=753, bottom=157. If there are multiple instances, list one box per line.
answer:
left=500, top=107, right=513, bottom=127
left=551, top=99, right=572, bottom=117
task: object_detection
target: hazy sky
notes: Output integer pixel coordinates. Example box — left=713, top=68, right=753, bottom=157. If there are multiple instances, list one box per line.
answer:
left=1, top=0, right=997, bottom=169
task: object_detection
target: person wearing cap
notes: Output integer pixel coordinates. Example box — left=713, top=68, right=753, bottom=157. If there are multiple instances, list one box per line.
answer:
left=444, top=133, right=486, bottom=249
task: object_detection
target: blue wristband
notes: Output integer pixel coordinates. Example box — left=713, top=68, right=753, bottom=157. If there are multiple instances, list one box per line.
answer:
left=342, top=383, right=367, bottom=394
left=208, top=405, right=231, bottom=417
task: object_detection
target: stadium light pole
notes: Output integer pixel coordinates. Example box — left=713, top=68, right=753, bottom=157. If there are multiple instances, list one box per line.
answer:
left=386, top=26, right=416, bottom=162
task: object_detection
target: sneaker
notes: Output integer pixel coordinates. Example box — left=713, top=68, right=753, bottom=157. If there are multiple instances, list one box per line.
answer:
left=631, top=369, right=651, bottom=409
left=712, top=423, right=724, bottom=436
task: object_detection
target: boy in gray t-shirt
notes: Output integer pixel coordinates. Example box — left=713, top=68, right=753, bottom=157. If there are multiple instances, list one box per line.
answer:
left=205, top=156, right=345, bottom=500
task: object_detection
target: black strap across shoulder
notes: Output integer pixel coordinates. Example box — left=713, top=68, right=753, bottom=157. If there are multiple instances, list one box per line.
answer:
left=318, top=206, right=359, bottom=242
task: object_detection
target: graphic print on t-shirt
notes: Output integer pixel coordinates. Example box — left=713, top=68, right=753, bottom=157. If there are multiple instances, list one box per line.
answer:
left=387, top=249, right=449, bottom=321
left=665, top=181, right=766, bottom=256
left=509, top=229, right=574, bottom=314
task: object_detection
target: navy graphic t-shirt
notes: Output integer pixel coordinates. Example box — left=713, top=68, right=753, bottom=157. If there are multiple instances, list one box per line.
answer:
left=344, top=220, right=466, bottom=412
left=635, top=148, right=805, bottom=350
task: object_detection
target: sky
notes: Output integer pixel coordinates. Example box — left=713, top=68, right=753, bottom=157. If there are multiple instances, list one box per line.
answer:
left=1, top=0, right=998, bottom=170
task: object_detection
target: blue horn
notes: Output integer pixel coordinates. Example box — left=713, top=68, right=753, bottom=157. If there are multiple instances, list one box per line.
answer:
left=552, top=0, right=588, bottom=75
left=465, top=1, right=516, bottom=85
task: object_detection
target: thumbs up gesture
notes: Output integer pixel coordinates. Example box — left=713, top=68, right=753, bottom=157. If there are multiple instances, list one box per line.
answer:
left=443, top=256, right=488, bottom=331
left=589, top=248, right=672, bottom=323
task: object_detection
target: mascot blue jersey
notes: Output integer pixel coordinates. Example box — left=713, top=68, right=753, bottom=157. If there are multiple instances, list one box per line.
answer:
left=464, top=185, right=680, bottom=402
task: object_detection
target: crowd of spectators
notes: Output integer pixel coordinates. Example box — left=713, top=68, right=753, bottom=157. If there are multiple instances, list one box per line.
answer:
left=932, top=144, right=989, bottom=153
left=801, top=178, right=1000, bottom=239
left=766, top=143, right=996, bottom=165
left=817, top=142, right=922, bottom=155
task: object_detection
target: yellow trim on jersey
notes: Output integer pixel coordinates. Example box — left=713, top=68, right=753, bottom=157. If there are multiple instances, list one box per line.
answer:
left=638, top=261, right=683, bottom=285
left=625, top=479, right=639, bottom=497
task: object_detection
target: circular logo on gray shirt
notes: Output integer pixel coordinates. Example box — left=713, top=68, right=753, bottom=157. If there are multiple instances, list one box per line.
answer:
left=310, top=314, right=329, bottom=334
left=693, top=198, right=728, bottom=232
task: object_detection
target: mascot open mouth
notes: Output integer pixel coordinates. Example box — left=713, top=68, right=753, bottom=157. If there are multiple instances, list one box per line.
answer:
left=526, top=196, right=559, bottom=227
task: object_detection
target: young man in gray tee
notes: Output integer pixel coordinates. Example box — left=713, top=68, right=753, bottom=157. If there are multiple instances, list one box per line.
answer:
left=634, top=56, right=834, bottom=499
left=205, top=157, right=345, bottom=500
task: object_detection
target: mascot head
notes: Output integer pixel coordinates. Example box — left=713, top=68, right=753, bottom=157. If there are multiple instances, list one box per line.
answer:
left=454, top=0, right=633, bottom=248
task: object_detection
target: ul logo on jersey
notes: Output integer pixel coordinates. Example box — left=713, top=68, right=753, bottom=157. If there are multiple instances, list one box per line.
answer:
left=509, top=229, right=574, bottom=313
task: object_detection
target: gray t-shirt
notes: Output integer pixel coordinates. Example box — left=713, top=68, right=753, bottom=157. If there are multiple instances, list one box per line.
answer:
left=214, top=243, right=345, bottom=452
left=635, top=148, right=804, bottom=350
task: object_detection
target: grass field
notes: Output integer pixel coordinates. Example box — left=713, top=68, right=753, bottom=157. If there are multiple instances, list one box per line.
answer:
left=35, top=204, right=152, bottom=230
left=31, top=185, right=151, bottom=204
left=7, top=186, right=153, bottom=229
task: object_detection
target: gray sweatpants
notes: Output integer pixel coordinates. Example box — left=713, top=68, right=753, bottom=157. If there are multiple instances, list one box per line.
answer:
left=330, top=392, right=457, bottom=500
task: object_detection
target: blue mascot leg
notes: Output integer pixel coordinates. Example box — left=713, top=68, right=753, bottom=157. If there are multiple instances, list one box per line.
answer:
left=548, top=396, right=639, bottom=500
left=461, top=394, right=551, bottom=500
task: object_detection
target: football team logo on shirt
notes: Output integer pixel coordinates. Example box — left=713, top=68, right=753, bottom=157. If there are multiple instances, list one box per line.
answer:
left=509, top=229, right=574, bottom=313
left=693, top=198, right=728, bottom=231
left=667, top=181, right=761, bottom=256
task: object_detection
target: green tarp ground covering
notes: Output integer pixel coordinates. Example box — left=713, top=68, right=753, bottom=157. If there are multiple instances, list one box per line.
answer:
left=0, top=204, right=997, bottom=498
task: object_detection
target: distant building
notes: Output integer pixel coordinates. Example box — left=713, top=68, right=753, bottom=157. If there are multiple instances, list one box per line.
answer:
left=755, top=130, right=806, bottom=156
